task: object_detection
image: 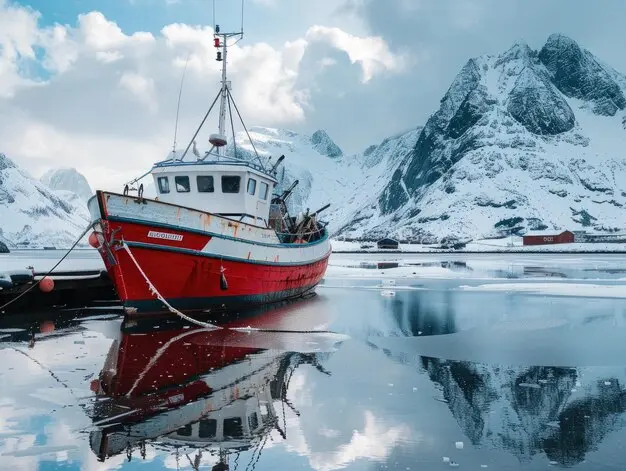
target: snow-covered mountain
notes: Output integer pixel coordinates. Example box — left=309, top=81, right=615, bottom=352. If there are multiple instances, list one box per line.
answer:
left=40, top=167, right=93, bottom=201
left=7, top=33, right=626, bottom=245
left=0, top=153, right=91, bottom=248
left=338, top=34, right=626, bottom=242
left=220, top=34, right=626, bottom=243
left=229, top=125, right=422, bottom=234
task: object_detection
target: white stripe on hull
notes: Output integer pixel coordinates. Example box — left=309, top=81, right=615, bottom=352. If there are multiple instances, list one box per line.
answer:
left=200, top=232, right=330, bottom=264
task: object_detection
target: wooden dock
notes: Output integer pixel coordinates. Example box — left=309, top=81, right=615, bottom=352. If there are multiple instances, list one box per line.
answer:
left=0, top=249, right=118, bottom=312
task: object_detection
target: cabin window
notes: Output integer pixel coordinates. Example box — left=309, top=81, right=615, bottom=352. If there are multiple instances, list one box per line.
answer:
left=223, top=417, right=243, bottom=438
left=175, top=176, right=190, bottom=193
left=157, top=177, right=170, bottom=194
left=221, top=176, right=241, bottom=193
left=198, top=419, right=217, bottom=438
left=248, top=412, right=259, bottom=430
left=176, top=424, right=192, bottom=436
left=197, top=175, right=214, bottom=193
left=247, top=178, right=257, bottom=195
left=259, top=182, right=269, bottom=200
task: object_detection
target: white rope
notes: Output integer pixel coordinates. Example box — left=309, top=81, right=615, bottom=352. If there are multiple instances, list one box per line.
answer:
left=121, top=242, right=222, bottom=330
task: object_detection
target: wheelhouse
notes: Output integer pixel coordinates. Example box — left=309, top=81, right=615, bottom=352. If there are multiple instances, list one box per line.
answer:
left=151, top=160, right=277, bottom=227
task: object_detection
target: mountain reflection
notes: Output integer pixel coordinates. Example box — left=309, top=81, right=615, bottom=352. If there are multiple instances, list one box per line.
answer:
left=374, top=292, right=626, bottom=467
left=87, top=308, right=345, bottom=469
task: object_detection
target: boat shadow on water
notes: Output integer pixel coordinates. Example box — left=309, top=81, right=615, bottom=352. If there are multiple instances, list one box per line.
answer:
left=84, top=296, right=348, bottom=469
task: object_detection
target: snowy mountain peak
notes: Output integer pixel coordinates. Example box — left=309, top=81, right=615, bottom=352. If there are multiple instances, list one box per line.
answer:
left=539, top=34, right=626, bottom=116
left=0, top=152, right=16, bottom=171
left=311, top=129, right=343, bottom=158
left=1, top=156, right=91, bottom=247
left=40, top=167, right=93, bottom=201
left=335, top=34, right=626, bottom=242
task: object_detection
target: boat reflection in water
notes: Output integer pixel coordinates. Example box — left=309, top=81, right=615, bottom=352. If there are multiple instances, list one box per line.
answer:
left=87, top=298, right=346, bottom=469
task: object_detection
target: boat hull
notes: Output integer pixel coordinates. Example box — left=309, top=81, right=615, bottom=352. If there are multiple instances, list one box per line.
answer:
left=89, top=191, right=331, bottom=314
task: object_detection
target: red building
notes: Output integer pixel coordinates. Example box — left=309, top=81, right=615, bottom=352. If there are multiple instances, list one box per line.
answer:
left=522, top=230, right=575, bottom=246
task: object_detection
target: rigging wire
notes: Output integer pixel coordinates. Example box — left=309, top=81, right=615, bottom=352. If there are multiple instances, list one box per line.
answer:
left=241, top=0, right=245, bottom=34
left=172, top=53, right=192, bottom=155
left=0, top=224, right=92, bottom=312
left=227, top=90, right=238, bottom=160
left=226, top=87, right=266, bottom=171
left=179, top=89, right=222, bottom=161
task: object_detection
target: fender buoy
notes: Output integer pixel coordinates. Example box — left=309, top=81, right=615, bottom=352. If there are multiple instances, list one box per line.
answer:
left=39, top=276, right=54, bottom=293
left=88, top=231, right=100, bottom=248
left=40, top=320, right=55, bottom=333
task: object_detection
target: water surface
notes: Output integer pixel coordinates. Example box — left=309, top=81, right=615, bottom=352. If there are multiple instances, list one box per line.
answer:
left=1, top=255, right=626, bottom=470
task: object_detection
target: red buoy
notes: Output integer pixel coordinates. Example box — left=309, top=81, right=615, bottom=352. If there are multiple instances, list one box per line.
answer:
left=39, top=276, right=54, bottom=293
left=40, top=320, right=55, bottom=333
left=88, top=231, right=100, bottom=249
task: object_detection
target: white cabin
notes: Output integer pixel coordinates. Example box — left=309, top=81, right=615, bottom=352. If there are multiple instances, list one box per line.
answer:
left=163, top=387, right=276, bottom=449
left=150, top=160, right=278, bottom=228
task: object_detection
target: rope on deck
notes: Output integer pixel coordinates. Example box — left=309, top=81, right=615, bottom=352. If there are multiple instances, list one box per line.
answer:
left=121, top=242, right=222, bottom=330
left=0, top=224, right=93, bottom=312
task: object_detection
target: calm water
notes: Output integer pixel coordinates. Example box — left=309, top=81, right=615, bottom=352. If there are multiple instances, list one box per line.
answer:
left=2, top=258, right=626, bottom=470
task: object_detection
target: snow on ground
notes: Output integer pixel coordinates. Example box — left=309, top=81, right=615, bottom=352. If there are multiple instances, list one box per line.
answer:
left=0, top=249, right=104, bottom=275
left=325, top=264, right=468, bottom=279
left=459, top=282, right=626, bottom=298
left=330, top=238, right=626, bottom=252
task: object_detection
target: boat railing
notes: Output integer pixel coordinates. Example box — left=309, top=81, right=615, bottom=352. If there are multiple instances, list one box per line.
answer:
left=154, top=154, right=274, bottom=178
left=275, top=223, right=328, bottom=244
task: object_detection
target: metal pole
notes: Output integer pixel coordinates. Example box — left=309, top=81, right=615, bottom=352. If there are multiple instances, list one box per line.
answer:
left=217, top=34, right=228, bottom=157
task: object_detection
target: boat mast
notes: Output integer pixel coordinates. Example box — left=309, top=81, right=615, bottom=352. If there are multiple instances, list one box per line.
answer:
left=216, top=31, right=228, bottom=157
left=212, top=8, right=243, bottom=158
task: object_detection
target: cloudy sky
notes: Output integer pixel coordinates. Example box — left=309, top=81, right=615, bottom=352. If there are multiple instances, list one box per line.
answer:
left=2, top=0, right=626, bottom=191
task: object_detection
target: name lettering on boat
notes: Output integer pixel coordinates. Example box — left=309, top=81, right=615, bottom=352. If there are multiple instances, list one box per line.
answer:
left=147, top=230, right=183, bottom=242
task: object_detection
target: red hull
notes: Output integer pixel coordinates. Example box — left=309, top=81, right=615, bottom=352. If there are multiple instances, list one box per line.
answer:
left=95, top=217, right=330, bottom=313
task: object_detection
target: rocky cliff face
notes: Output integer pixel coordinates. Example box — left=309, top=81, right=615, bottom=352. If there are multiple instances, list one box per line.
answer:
left=335, top=35, right=626, bottom=242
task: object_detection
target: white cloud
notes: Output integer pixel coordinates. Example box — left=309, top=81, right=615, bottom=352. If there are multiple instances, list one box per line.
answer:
left=0, top=2, right=405, bottom=191
left=305, top=25, right=408, bottom=82
left=119, top=71, right=157, bottom=110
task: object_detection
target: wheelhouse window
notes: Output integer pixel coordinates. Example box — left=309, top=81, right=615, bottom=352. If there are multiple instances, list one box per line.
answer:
left=223, top=417, right=243, bottom=438
left=197, top=175, right=214, bottom=193
left=157, top=176, right=170, bottom=194
left=259, top=182, right=269, bottom=200
left=247, top=178, right=257, bottom=195
left=222, top=175, right=241, bottom=193
left=175, top=176, right=190, bottom=193
left=198, top=419, right=217, bottom=438
left=248, top=412, right=259, bottom=431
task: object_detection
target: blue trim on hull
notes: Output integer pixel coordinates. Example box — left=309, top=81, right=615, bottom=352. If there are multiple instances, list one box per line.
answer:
left=125, top=284, right=319, bottom=314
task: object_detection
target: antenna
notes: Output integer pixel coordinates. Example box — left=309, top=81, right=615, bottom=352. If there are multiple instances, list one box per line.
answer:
left=172, top=53, right=191, bottom=158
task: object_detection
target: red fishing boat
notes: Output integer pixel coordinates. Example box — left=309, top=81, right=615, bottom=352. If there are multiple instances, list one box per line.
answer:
left=87, top=17, right=331, bottom=314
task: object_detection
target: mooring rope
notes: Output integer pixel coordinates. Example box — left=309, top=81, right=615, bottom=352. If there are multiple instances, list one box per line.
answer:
left=121, top=242, right=222, bottom=330
left=122, top=243, right=352, bottom=339
left=0, top=224, right=93, bottom=312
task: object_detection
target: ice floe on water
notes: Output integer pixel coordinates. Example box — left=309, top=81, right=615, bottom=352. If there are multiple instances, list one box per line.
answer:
left=460, top=282, right=626, bottom=298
